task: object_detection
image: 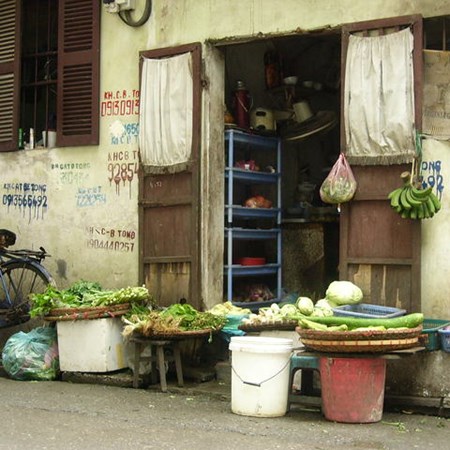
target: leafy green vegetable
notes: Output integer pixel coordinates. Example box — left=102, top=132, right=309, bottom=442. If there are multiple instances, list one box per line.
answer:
left=122, top=302, right=227, bottom=336
left=29, top=281, right=152, bottom=317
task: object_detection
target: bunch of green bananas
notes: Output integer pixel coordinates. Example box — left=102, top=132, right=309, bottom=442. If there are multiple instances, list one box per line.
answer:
left=388, top=183, right=441, bottom=219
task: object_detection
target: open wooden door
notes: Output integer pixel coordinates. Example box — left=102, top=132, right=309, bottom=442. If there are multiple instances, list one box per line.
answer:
left=339, top=16, right=423, bottom=312
left=138, top=43, right=202, bottom=309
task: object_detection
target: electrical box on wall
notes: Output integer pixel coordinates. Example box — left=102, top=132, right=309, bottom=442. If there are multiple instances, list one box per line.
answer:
left=103, top=0, right=135, bottom=13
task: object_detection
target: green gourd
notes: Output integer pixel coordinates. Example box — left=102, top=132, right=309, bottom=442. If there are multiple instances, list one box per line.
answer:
left=303, top=313, right=424, bottom=330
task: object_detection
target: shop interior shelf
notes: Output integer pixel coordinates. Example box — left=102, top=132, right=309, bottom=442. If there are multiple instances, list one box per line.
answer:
left=224, top=263, right=280, bottom=276
left=225, top=205, right=280, bottom=219
left=224, top=227, right=280, bottom=240
left=225, top=167, right=279, bottom=184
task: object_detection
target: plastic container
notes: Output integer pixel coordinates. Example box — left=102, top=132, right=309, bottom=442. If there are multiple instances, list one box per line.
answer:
left=319, top=357, right=387, bottom=423
left=438, top=328, right=450, bottom=352
left=229, top=336, right=293, bottom=417
left=239, top=257, right=266, bottom=266
left=332, top=303, right=406, bottom=319
left=421, top=319, right=450, bottom=351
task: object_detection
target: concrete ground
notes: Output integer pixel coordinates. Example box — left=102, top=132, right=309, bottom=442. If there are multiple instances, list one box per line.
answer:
left=1, top=373, right=450, bottom=450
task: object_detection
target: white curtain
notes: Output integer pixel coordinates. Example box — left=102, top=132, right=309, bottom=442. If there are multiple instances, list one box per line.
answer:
left=344, top=28, right=416, bottom=165
left=139, top=53, right=193, bottom=168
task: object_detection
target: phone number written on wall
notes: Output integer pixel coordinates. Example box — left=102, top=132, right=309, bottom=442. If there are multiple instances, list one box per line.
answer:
left=101, top=89, right=139, bottom=117
left=86, top=226, right=136, bottom=252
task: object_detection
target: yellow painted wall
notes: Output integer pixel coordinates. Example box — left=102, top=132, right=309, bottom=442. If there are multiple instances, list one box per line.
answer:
left=1, top=0, right=450, bottom=315
left=421, top=139, right=449, bottom=318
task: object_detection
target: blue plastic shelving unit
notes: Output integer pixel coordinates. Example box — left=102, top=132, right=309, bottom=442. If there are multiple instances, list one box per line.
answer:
left=224, top=129, right=282, bottom=309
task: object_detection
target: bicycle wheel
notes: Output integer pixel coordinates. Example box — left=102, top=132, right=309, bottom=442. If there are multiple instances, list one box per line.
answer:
left=0, top=260, right=54, bottom=327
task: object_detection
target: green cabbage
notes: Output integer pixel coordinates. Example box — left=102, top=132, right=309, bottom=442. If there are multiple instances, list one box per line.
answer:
left=296, top=297, right=314, bottom=315
left=280, top=304, right=299, bottom=317
left=325, top=281, right=363, bottom=306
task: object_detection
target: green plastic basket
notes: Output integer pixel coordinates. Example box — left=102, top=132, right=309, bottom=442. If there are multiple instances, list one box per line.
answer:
left=421, top=319, right=450, bottom=351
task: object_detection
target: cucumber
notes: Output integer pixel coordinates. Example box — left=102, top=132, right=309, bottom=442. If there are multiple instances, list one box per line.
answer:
left=304, top=312, right=423, bottom=330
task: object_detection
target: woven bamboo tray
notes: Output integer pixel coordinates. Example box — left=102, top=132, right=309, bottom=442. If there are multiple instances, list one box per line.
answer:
left=296, top=325, right=423, bottom=353
left=44, top=303, right=131, bottom=321
left=133, top=327, right=222, bottom=340
left=239, top=320, right=298, bottom=332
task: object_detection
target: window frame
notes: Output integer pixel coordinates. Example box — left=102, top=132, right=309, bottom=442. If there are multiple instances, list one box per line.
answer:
left=0, top=0, right=100, bottom=153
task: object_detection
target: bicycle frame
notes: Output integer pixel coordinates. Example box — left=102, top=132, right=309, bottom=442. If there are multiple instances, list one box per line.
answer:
left=0, top=241, right=53, bottom=327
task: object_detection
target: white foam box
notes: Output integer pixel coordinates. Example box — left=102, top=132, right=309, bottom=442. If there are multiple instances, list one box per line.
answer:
left=56, top=317, right=129, bottom=372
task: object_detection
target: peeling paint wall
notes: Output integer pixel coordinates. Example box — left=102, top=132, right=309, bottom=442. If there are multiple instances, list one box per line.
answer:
left=2, top=0, right=450, bottom=311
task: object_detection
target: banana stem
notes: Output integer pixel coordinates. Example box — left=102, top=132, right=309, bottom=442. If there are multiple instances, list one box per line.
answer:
left=400, top=171, right=411, bottom=186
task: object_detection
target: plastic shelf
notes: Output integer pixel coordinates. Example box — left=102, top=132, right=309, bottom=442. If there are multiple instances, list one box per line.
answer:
left=225, top=205, right=280, bottom=220
left=225, top=167, right=279, bottom=184
left=224, top=130, right=282, bottom=306
left=224, top=227, right=280, bottom=240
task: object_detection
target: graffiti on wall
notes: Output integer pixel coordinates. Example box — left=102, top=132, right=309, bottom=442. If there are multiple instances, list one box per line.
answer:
left=2, top=182, right=48, bottom=220
left=107, top=149, right=139, bottom=197
left=76, top=186, right=107, bottom=208
left=51, top=162, right=90, bottom=186
left=421, top=159, right=445, bottom=200
left=86, top=226, right=136, bottom=252
left=101, top=89, right=140, bottom=117
left=109, top=120, right=139, bottom=146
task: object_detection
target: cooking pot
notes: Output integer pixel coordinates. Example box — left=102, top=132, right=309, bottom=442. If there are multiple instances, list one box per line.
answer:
left=250, top=107, right=275, bottom=131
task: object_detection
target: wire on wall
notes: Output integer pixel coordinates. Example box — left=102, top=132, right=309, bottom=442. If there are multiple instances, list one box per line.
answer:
left=119, top=0, right=152, bottom=27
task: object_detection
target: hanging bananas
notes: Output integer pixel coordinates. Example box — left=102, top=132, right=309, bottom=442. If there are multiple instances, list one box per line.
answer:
left=388, top=183, right=441, bottom=219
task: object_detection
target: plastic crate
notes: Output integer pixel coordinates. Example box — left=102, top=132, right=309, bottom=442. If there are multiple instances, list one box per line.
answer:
left=438, top=328, right=450, bottom=352
left=421, top=319, right=450, bottom=351
left=332, top=303, right=406, bottom=319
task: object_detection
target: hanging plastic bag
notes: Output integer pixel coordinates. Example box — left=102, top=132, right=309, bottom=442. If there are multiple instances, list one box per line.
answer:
left=1, top=326, right=59, bottom=381
left=320, top=153, right=357, bottom=204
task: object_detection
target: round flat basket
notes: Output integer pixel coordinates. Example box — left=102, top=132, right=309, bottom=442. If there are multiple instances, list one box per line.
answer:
left=295, top=325, right=423, bottom=353
left=239, top=320, right=298, bottom=332
left=44, top=303, right=131, bottom=321
left=135, top=327, right=222, bottom=340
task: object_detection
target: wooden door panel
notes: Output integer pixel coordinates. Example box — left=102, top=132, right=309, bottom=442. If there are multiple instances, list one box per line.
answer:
left=138, top=43, right=202, bottom=308
left=345, top=201, right=414, bottom=259
left=142, top=173, right=192, bottom=203
left=340, top=15, right=422, bottom=313
left=347, top=264, right=412, bottom=308
left=143, top=205, right=192, bottom=257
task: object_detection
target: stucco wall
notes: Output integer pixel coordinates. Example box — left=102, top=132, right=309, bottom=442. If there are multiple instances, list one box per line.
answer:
left=2, top=0, right=450, bottom=314
left=0, top=11, right=148, bottom=290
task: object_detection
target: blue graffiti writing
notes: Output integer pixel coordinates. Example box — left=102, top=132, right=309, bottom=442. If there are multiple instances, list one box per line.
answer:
left=1, top=182, right=48, bottom=221
left=3, top=183, right=47, bottom=193
left=421, top=160, right=445, bottom=200
left=110, top=122, right=140, bottom=145
left=2, top=194, right=47, bottom=208
left=76, top=186, right=107, bottom=208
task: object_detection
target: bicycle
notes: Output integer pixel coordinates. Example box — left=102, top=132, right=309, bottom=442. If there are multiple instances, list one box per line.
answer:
left=0, top=229, right=54, bottom=328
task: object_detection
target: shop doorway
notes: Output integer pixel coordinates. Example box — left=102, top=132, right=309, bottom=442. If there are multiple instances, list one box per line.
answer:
left=217, top=30, right=342, bottom=302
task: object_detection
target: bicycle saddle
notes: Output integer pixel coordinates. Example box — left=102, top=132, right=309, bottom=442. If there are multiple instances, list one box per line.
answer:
left=0, top=229, right=16, bottom=247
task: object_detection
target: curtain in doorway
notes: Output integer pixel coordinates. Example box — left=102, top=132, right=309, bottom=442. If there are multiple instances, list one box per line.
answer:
left=344, top=27, right=416, bottom=165
left=139, top=52, right=193, bottom=170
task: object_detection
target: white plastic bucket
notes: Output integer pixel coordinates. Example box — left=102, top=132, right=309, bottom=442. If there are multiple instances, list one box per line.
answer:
left=229, top=336, right=293, bottom=417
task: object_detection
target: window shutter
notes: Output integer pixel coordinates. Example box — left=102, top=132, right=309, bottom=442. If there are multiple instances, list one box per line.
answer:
left=0, top=1, right=20, bottom=152
left=57, top=0, right=100, bottom=147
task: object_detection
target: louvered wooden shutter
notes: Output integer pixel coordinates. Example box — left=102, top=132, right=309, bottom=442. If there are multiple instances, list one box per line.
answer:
left=0, top=1, right=21, bottom=152
left=57, top=0, right=100, bottom=146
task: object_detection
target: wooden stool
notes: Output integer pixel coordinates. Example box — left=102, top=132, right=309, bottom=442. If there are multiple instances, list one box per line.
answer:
left=130, top=336, right=184, bottom=392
